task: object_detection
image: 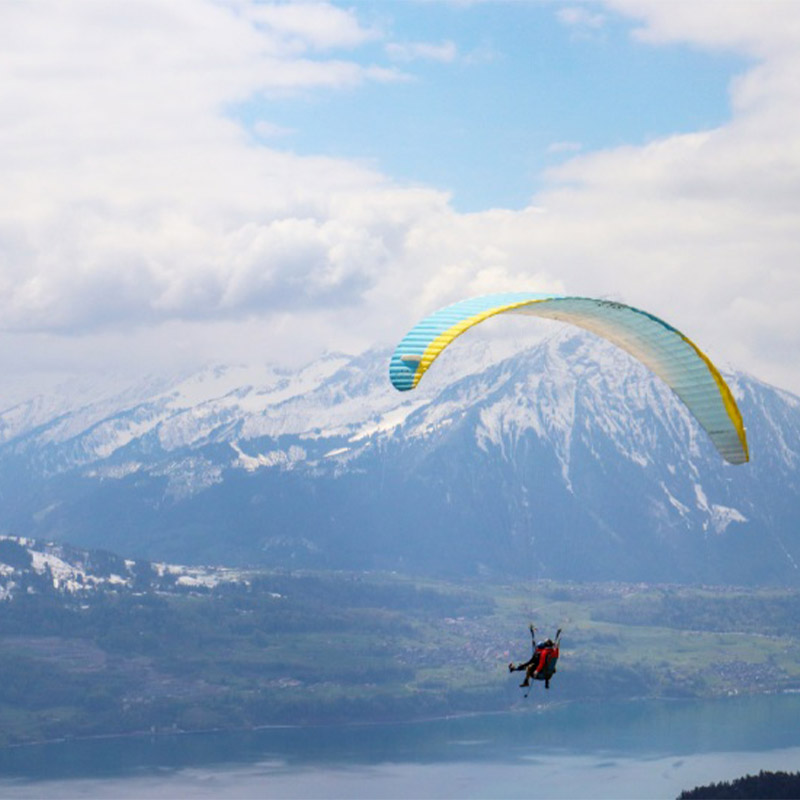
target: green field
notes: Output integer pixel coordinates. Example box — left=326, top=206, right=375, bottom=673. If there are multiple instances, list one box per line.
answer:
left=1, top=573, right=800, bottom=746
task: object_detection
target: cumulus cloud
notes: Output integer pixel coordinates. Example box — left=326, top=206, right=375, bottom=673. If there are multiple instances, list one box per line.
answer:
left=1, top=0, right=800, bottom=396
left=557, top=7, right=607, bottom=32
left=0, top=0, right=409, bottom=335
left=606, top=0, right=800, bottom=58
left=385, top=40, right=459, bottom=63
left=547, top=141, right=583, bottom=155
left=241, top=1, right=381, bottom=52
left=521, top=1, right=800, bottom=391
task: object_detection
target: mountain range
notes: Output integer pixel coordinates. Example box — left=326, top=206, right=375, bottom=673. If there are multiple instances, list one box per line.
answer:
left=1, top=331, right=798, bottom=585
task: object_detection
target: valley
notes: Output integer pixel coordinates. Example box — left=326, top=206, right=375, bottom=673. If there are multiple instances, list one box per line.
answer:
left=1, top=537, right=800, bottom=747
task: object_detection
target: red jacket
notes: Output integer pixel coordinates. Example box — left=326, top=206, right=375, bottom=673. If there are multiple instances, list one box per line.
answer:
left=535, top=644, right=559, bottom=674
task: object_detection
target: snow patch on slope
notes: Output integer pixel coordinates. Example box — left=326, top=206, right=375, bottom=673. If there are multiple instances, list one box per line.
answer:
left=694, top=484, right=747, bottom=534
left=230, top=442, right=307, bottom=472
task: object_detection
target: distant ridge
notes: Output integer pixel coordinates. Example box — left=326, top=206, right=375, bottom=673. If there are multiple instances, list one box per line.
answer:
left=0, top=332, right=798, bottom=585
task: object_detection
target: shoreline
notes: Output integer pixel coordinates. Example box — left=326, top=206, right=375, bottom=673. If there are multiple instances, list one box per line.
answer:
left=0, top=697, right=577, bottom=754
left=0, top=690, right=782, bottom=756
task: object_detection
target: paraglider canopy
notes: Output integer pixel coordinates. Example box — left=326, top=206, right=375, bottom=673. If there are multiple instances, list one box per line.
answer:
left=388, top=292, right=748, bottom=465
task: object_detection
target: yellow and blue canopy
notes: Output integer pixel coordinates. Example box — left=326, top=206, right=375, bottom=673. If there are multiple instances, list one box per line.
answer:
left=389, top=292, right=748, bottom=465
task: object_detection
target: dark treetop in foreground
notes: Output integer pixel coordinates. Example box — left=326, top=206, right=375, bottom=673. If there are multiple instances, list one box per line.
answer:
left=678, top=770, right=800, bottom=799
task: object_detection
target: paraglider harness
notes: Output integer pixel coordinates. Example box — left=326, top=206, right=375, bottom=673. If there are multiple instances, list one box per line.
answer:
left=509, top=625, right=561, bottom=696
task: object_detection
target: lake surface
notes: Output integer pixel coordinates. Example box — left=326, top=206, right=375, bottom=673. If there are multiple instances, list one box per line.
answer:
left=2, top=694, right=800, bottom=798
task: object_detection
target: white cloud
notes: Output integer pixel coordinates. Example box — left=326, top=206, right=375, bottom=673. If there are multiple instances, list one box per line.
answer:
left=0, top=0, right=409, bottom=336
left=547, top=141, right=583, bottom=155
left=606, top=0, right=800, bottom=59
left=241, top=1, right=381, bottom=52
left=557, top=7, right=607, bottom=31
left=252, top=120, right=294, bottom=139
left=0, top=0, right=800, bottom=399
left=516, top=1, right=800, bottom=392
left=385, top=40, right=458, bottom=63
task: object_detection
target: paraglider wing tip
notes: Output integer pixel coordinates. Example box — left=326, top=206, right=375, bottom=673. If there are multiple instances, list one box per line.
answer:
left=727, top=452, right=749, bottom=465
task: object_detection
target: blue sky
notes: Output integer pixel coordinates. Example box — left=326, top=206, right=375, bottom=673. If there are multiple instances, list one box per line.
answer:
left=0, top=0, right=799, bottom=394
left=239, top=2, right=746, bottom=211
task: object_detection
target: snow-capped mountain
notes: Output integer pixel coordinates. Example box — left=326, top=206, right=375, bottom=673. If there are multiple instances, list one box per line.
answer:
left=1, top=332, right=798, bottom=585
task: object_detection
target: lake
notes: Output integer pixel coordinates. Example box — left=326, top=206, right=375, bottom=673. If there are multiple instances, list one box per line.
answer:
left=1, top=693, right=800, bottom=798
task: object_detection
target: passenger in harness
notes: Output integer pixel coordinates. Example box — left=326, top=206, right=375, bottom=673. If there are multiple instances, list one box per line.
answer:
left=508, top=625, right=561, bottom=690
